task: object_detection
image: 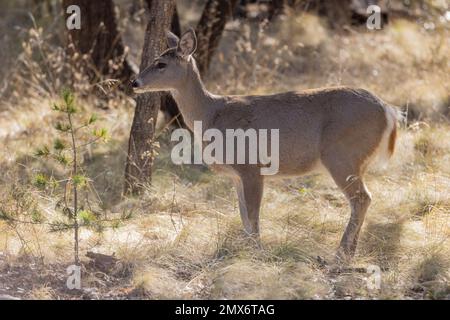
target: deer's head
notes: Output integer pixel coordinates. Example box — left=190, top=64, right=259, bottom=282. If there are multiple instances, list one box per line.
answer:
left=132, top=28, right=197, bottom=93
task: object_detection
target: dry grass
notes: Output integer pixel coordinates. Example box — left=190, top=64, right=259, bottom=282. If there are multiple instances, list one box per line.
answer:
left=0, top=7, right=449, bottom=300
left=207, top=10, right=449, bottom=119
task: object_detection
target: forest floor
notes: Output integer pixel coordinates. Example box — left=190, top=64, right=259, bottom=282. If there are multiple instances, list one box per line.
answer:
left=0, top=118, right=449, bottom=300
left=0, top=10, right=449, bottom=299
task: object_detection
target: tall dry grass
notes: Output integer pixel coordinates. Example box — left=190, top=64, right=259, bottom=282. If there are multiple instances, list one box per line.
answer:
left=0, top=4, right=449, bottom=299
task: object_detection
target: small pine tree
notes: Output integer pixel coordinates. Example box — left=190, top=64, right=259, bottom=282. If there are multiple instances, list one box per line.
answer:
left=33, top=89, right=109, bottom=265
left=0, top=89, right=132, bottom=266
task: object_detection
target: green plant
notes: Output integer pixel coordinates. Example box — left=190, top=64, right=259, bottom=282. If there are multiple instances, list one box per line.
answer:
left=33, top=88, right=109, bottom=265
left=0, top=89, right=134, bottom=265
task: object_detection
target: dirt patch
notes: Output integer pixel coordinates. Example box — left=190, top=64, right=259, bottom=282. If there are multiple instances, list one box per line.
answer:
left=0, top=253, right=143, bottom=300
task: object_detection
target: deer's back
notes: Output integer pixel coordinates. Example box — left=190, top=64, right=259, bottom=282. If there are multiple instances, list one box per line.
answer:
left=209, top=87, right=388, bottom=175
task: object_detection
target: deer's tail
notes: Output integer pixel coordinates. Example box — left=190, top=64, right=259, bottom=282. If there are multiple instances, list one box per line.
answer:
left=375, top=104, right=404, bottom=166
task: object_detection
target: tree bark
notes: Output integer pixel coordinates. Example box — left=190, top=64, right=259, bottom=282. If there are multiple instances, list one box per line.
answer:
left=124, top=0, right=175, bottom=195
left=170, top=4, right=181, bottom=37
left=151, top=0, right=238, bottom=127
left=143, top=0, right=184, bottom=127
left=153, top=0, right=238, bottom=124
left=195, top=0, right=238, bottom=75
left=63, top=0, right=136, bottom=82
left=267, top=0, right=287, bottom=20
left=308, top=0, right=353, bottom=29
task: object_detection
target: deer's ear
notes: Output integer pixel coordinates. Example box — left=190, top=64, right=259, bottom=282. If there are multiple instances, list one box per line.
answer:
left=166, top=31, right=179, bottom=49
left=177, top=28, right=197, bottom=58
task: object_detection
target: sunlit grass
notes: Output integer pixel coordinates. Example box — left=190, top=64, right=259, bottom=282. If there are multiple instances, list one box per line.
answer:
left=0, top=8, right=449, bottom=299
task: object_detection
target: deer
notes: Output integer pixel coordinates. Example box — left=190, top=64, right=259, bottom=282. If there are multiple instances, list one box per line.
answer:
left=132, top=28, right=400, bottom=263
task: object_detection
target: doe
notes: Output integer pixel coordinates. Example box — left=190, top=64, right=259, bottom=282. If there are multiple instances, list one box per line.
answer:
left=132, top=29, right=400, bottom=262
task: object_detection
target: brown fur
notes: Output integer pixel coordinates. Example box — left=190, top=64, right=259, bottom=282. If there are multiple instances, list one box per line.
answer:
left=388, top=123, right=397, bottom=157
left=133, top=29, right=399, bottom=262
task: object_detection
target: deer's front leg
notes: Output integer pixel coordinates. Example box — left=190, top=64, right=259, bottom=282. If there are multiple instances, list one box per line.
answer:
left=233, top=170, right=264, bottom=236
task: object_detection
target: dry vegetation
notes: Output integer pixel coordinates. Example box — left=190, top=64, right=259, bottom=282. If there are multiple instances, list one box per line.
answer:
left=0, top=2, right=449, bottom=300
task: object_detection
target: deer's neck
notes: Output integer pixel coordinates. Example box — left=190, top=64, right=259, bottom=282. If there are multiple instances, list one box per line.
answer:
left=171, top=62, right=220, bottom=130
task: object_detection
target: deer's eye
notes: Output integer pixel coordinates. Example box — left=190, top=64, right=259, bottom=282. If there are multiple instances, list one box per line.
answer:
left=156, top=62, right=167, bottom=69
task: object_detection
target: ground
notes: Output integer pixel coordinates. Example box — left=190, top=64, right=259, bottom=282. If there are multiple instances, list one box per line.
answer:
left=0, top=7, right=449, bottom=299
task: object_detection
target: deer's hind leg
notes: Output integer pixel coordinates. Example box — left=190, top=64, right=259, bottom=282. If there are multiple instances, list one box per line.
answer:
left=232, top=169, right=264, bottom=237
left=321, top=156, right=372, bottom=263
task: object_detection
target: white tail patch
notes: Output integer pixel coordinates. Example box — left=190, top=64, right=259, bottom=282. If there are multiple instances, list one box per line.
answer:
left=367, top=104, right=401, bottom=170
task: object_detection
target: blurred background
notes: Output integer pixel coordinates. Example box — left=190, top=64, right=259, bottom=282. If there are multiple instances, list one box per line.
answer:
left=0, top=0, right=448, bottom=300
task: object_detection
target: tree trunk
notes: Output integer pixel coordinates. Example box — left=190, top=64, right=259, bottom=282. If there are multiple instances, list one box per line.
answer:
left=166, top=5, right=184, bottom=126
left=124, top=0, right=175, bottom=195
left=309, top=0, right=353, bottom=29
left=195, top=0, right=238, bottom=75
left=63, top=0, right=136, bottom=82
left=143, top=0, right=184, bottom=127
left=170, top=4, right=181, bottom=37
left=267, top=0, right=287, bottom=20
left=152, top=0, right=238, bottom=127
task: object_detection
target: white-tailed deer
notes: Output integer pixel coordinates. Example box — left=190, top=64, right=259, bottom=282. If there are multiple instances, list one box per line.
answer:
left=132, top=29, right=400, bottom=262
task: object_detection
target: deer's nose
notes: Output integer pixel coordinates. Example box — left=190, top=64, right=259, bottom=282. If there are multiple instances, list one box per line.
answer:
left=131, top=79, right=141, bottom=88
